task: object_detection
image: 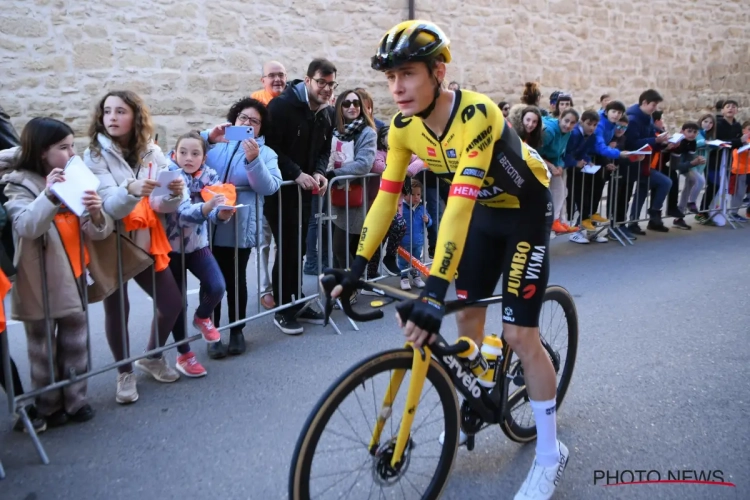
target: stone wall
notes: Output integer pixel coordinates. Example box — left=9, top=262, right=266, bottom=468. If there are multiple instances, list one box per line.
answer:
left=1, top=0, right=749, bottom=150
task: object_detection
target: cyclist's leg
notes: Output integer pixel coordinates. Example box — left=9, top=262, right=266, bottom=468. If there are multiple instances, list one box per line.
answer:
left=454, top=204, right=507, bottom=347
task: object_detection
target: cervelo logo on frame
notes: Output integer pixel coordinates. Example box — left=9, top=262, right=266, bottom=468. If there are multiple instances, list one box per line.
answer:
left=442, top=355, right=482, bottom=399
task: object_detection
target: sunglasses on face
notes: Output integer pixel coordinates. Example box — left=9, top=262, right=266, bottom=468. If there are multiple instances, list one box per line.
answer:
left=616, top=125, right=627, bottom=130
left=342, top=100, right=361, bottom=109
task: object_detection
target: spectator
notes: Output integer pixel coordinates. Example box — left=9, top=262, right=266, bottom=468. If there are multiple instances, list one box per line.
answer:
left=448, top=81, right=460, bottom=91
left=600, top=94, right=612, bottom=110
left=498, top=101, right=510, bottom=118
left=521, top=82, right=545, bottom=116
left=539, top=108, right=580, bottom=234
left=264, top=58, right=335, bottom=335
left=86, top=90, right=185, bottom=404
left=552, top=93, right=573, bottom=117
left=164, top=131, right=234, bottom=374
left=671, top=122, right=706, bottom=230
left=728, top=121, right=750, bottom=221
left=3, top=117, right=112, bottom=425
left=398, top=178, right=431, bottom=291
left=648, top=110, right=684, bottom=220
left=251, top=60, right=287, bottom=105
left=366, top=125, right=418, bottom=279
left=508, top=105, right=543, bottom=149
left=250, top=60, right=288, bottom=310
left=202, top=98, right=282, bottom=356
left=0, top=105, right=20, bottom=151
left=548, top=90, right=562, bottom=115
left=0, top=104, right=19, bottom=282
left=609, top=114, right=641, bottom=240
left=623, top=89, right=672, bottom=234
left=355, top=87, right=386, bottom=129
left=326, top=89, right=377, bottom=300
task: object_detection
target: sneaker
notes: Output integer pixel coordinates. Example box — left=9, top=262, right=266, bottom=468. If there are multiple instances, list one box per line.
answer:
left=297, top=307, right=325, bottom=325
left=729, top=212, right=749, bottom=222
left=207, top=340, right=228, bottom=359
left=667, top=208, right=685, bottom=219
left=592, top=235, right=608, bottom=243
left=514, top=441, right=569, bottom=500
left=591, top=214, right=609, bottom=224
left=116, top=372, right=139, bottom=404
left=412, top=276, right=426, bottom=288
left=68, top=404, right=96, bottom=423
left=694, top=213, right=708, bottom=224
left=134, top=356, right=180, bottom=383
left=647, top=220, right=669, bottom=232
left=687, top=202, right=699, bottom=214
left=568, top=232, right=589, bottom=244
left=628, top=223, right=646, bottom=235
left=193, top=316, right=221, bottom=343
left=400, top=278, right=412, bottom=290
left=274, top=313, right=304, bottom=335
left=562, top=223, right=580, bottom=233
left=580, top=219, right=595, bottom=231
left=438, top=429, right=468, bottom=446
left=382, top=256, right=400, bottom=276
left=45, top=409, right=69, bottom=428
left=13, top=405, right=47, bottom=434
left=673, top=218, right=691, bottom=230
left=551, top=220, right=568, bottom=234
left=176, top=352, right=207, bottom=377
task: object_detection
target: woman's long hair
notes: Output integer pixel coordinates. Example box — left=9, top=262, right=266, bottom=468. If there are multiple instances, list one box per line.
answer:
left=14, top=117, right=74, bottom=177
left=521, top=82, right=542, bottom=106
left=335, top=89, right=375, bottom=133
left=88, top=90, right=154, bottom=168
left=517, top=106, right=543, bottom=150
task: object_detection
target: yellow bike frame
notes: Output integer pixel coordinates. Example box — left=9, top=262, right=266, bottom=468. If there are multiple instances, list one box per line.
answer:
left=368, top=343, right=432, bottom=468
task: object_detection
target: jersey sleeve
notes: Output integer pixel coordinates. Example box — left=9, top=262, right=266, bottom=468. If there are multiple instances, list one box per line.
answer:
left=353, top=122, right=412, bottom=272
left=423, top=100, right=505, bottom=301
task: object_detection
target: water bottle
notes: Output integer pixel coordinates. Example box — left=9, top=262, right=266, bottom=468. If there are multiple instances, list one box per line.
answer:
left=455, top=336, right=489, bottom=378
left=478, top=334, right=504, bottom=389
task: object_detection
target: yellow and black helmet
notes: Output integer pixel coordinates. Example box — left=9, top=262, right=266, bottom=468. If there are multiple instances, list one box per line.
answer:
left=371, top=20, right=452, bottom=72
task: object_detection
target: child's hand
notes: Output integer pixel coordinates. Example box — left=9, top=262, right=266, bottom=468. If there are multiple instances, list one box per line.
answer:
left=206, top=194, right=226, bottom=211
left=82, top=190, right=103, bottom=219
left=44, top=168, right=65, bottom=202
left=692, top=156, right=706, bottom=166
left=576, top=160, right=585, bottom=168
left=169, top=178, right=185, bottom=197
left=422, top=214, right=429, bottom=223
left=606, top=163, right=617, bottom=171
left=217, top=209, right=234, bottom=221
left=128, top=179, right=160, bottom=197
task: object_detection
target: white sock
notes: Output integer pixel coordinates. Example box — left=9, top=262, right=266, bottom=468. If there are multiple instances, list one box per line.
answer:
left=529, top=398, right=560, bottom=467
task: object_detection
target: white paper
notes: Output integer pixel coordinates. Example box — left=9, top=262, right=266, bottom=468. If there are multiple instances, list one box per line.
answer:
left=706, top=140, right=731, bottom=147
left=582, top=164, right=601, bottom=174
left=151, top=169, right=182, bottom=198
left=737, top=143, right=750, bottom=153
left=217, top=204, right=246, bottom=210
left=668, top=133, right=684, bottom=144
left=50, top=156, right=101, bottom=216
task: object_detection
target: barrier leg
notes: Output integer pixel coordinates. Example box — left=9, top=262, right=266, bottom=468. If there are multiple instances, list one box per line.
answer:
left=17, top=404, right=49, bottom=465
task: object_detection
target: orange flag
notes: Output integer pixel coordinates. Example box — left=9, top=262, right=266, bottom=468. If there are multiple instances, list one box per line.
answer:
left=0, top=268, right=11, bottom=333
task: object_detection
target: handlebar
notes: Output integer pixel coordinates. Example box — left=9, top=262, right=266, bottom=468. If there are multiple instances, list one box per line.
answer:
left=319, top=272, right=475, bottom=357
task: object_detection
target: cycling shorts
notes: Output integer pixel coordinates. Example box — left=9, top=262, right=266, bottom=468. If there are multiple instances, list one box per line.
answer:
left=454, top=189, right=553, bottom=327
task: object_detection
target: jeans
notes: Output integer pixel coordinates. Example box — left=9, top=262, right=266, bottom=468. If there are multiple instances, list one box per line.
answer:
left=304, top=194, right=329, bottom=272
left=631, top=169, right=672, bottom=220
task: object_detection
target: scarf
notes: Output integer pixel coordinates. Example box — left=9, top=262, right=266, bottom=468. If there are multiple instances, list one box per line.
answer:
left=54, top=207, right=91, bottom=279
left=334, top=117, right=366, bottom=142
left=123, top=198, right=172, bottom=272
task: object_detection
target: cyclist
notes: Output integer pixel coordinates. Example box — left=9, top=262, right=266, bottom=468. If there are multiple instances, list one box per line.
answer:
left=327, top=20, right=567, bottom=499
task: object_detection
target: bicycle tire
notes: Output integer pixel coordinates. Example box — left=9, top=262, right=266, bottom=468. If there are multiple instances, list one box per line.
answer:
left=289, top=348, right=461, bottom=500
left=500, top=285, right=579, bottom=443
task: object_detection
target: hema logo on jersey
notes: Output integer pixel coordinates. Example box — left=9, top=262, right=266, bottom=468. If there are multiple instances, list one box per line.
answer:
left=449, top=183, right=479, bottom=200
left=427, top=147, right=437, bottom=157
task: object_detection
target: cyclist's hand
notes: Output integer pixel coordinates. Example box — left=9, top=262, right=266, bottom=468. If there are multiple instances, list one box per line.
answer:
left=323, top=268, right=358, bottom=304
left=395, top=294, right=444, bottom=348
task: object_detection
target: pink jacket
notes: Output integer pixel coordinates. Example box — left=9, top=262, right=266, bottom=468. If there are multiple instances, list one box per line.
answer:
left=371, top=150, right=426, bottom=215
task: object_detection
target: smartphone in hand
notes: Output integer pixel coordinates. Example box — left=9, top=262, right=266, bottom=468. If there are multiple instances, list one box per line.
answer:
left=225, top=126, right=255, bottom=142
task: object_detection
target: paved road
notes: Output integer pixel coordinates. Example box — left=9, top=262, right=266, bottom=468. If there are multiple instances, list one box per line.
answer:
left=1, top=222, right=748, bottom=500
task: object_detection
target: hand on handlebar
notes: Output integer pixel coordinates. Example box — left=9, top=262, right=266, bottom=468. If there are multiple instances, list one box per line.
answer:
left=395, top=293, right=445, bottom=348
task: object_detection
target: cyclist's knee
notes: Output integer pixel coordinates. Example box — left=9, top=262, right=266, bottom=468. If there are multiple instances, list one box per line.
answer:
left=502, top=324, right=542, bottom=356
left=456, top=307, right=486, bottom=345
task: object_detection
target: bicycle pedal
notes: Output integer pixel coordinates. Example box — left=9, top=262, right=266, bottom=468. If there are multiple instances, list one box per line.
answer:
left=466, top=435, right=475, bottom=451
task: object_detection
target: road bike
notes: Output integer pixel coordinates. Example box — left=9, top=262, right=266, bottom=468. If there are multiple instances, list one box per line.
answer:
left=289, top=273, right=578, bottom=499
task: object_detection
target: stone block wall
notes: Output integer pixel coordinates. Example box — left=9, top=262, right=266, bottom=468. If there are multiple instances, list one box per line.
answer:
left=1, top=0, right=748, bottom=150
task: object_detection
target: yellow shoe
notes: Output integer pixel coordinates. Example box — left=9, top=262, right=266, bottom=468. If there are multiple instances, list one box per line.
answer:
left=591, top=214, right=609, bottom=224
left=581, top=219, right=596, bottom=231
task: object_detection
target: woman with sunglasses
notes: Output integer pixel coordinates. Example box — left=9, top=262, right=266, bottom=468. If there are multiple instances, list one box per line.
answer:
left=325, top=89, right=376, bottom=304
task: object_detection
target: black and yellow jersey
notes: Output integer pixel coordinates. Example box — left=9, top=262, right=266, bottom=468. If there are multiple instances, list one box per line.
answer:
left=355, top=90, right=551, bottom=295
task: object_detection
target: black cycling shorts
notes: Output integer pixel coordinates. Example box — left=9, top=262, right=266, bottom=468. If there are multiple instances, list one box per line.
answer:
left=454, top=189, right=553, bottom=327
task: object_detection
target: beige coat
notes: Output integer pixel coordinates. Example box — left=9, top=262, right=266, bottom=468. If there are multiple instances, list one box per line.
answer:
left=1, top=167, right=114, bottom=321
left=84, top=133, right=182, bottom=253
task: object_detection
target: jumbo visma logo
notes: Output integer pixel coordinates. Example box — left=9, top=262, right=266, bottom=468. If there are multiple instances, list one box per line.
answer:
left=506, top=242, right=546, bottom=298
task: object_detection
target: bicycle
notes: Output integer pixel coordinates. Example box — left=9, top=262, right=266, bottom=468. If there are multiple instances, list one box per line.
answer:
left=289, top=273, right=578, bottom=499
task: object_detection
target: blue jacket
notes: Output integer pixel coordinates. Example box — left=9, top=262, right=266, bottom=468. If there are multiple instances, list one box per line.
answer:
left=200, top=132, right=283, bottom=248
left=591, top=110, right=622, bottom=159
left=539, top=116, right=572, bottom=167
left=401, top=200, right=432, bottom=249
left=624, top=104, right=666, bottom=152
left=563, top=124, right=596, bottom=168
left=164, top=161, right=228, bottom=254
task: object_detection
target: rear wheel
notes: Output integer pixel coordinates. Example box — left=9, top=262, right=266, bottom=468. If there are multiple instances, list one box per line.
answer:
left=289, top=348, right=461, bottom=500
left=500, top=285, right=579, bottom=443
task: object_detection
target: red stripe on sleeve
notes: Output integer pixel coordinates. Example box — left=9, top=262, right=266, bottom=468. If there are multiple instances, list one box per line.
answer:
left=379, top=179, right=403, bottom=194
left=448, top=183, right=479, bottom=200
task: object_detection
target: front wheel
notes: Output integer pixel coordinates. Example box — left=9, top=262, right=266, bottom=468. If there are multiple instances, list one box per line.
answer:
left=289, top=348, right=461, bottom=500
left=500, top=285, right=579, bottom=443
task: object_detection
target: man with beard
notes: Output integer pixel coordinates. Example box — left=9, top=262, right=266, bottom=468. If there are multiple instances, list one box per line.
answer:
left=264, top=58, right=336, bottom=335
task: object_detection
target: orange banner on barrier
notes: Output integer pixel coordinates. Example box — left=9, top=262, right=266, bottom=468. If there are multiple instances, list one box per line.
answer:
left=397, top=247, right=429, bottom=276
left=0, top=268, right=11, bottom=333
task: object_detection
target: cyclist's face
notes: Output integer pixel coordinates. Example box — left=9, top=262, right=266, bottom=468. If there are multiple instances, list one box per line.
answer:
left=385, top=62, right=442, bottom=117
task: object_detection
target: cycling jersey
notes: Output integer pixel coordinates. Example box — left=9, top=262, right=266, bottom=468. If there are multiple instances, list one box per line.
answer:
left=355, top=89, right=551, bottom=299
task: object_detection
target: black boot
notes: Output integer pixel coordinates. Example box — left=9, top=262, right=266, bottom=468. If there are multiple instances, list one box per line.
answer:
left=207, top=339, right=228, bottom=360
left=228, top=331, right=246, bottom=355
left=647, top=209, right=669, bottom=232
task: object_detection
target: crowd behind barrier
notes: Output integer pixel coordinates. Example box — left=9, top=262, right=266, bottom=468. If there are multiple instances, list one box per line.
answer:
left=0, top=63, right=748, bottom=476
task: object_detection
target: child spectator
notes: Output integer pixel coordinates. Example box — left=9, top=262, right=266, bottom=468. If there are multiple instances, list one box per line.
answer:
left=86, top=90, right=185, bottom=404
left=609, top=115, right=645, bottom=240
left=539, top=108, right=580, bottom=234
left=3, top=117, right=113, bottom=425
left=552, top=93, right=573, bottom=117
left=164, top=131, right=235, bottom=377
left=366, top=125, right=420, bottom=279
left=599, top=94, right=612, bottom=110
left=728, top=121, right=750, bottom=221
left=508, top=105, right=543, bottom=149
left=398, top=179, right=431, bottom=291
left=671, top=122, right=706, bottom=230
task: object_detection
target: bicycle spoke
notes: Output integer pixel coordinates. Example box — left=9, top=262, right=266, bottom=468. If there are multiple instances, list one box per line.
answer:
left=335, top=407, right=370, bottom=448
left=353, top=382, right=374, bottom=438
left=322, top=426, right=368, bottom=447
left=312, top=456, right=370, bottom=499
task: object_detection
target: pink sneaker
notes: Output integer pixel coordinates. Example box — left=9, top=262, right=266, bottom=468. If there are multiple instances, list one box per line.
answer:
left=176, top=352, right=207, bottom=378
left=193, top=316, right=221, bottom=343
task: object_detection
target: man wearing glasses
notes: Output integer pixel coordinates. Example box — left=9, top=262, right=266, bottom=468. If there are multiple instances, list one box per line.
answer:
left=264, top=58, right=337, bottom=335
left=252, top=61, right=288, bottom=105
